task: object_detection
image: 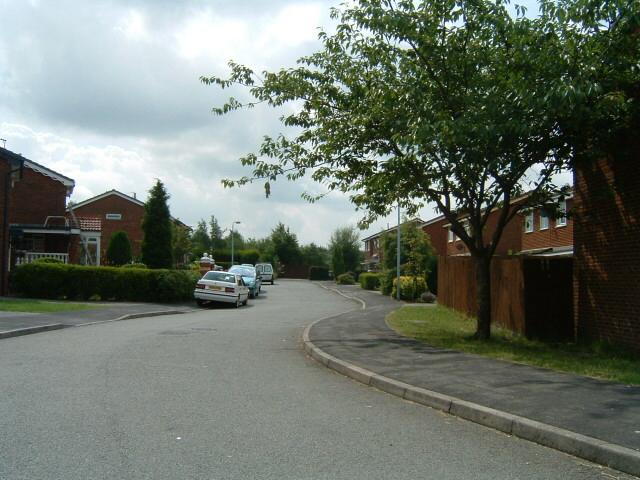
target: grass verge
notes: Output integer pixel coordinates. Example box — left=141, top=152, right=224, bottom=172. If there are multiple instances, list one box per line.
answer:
left=387, top=305, right=640, bottom=385
left=0, top=298, right=100, bottom=313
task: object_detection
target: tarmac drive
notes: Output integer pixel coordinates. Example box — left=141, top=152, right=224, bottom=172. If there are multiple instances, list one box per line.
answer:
left=0, top=280, right=634, bottom=479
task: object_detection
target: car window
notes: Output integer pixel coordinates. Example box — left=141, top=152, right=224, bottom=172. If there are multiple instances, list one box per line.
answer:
left=229, top=267, right=255, bottom=277
left=203, top=271, right=236, bottom=283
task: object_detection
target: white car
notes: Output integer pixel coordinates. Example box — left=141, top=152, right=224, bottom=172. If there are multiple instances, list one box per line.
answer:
left=194, top=271, right=249, bottom=308
left=255, top=263, right=274, bottom=285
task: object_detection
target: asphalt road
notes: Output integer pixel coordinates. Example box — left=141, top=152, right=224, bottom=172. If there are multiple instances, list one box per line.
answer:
left=0, top=280, right=633, bottom=480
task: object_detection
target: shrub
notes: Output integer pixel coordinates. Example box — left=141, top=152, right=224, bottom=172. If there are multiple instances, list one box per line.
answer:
left=33, top=257, right=64, bottom=264
left=336, top=272, right=356, bottom=285
left=309, top=265, right=330, bottom=280
left=359, top=272, right=381, bottom=290
left=391, top=276, right=428, bottom=301
left=379, top=270, right=396, bottom=295
left=10, top=263, right=200, bottom=303
left=420, top=290, right=437, bottom=303
left=106, top=231, right=132, bottom=266
left=120, top=263, right=147, bottom=269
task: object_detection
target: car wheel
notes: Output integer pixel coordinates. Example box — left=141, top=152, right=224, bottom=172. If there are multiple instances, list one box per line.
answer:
left=271, top=280, right=274, bottom=285
left=196, top=299, right=206, bottom=307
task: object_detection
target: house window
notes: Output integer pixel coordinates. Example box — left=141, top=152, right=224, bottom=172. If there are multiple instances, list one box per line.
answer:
left=539, top=210, right=549, bottom=230
left=448, top=228, right=455, bottom=243
left=556, top=200, right=567, bottom=227
left=524, top=212, right=534, bottom=233
left=106, top=213, right=122, bottom=220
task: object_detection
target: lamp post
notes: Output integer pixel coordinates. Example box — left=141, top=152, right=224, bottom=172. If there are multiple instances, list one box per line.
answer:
left=230, top=221, right=241, bottom=266
left=396, top=200, right=401, bottom=300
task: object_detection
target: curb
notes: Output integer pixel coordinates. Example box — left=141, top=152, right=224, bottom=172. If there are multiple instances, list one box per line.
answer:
left=1, top=309, right=195, bottom=336
left=0, top=323, right=65, bottom=339
left=302, top=319, right=640, bottom=477
left=73, top=309, right=194, bottom=327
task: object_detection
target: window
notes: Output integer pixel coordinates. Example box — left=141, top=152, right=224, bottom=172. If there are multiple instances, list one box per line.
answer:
left=539, top=210, right=549, bottom=230
left=524, top=212, right=534, bottom=233
left=556, top=200, right=567, bottom=227
left=105, top=213, right=122, bottom=220
left=448, top=228, right=455, bottom=243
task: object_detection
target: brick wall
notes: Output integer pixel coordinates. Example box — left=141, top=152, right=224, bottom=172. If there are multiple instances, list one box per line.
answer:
left=574, top=156, right=640, bottom=349
left=9, top=167, right=68, bottom=225
left=422, top=217, right=448, bottom=256
left=71, top=194, right=145, bottom=262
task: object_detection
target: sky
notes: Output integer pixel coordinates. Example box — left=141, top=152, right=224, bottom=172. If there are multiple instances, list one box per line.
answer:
left=0, top=0, right=564, bottom=246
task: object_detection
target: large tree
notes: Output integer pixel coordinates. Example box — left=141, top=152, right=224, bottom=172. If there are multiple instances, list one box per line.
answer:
left=191, top=220, right=211, bottom=257
left=209, top=215, right=226, bottom=250
left=270, top=222, right=302, bottom=265
left=329, top=226, right=362, bottom=277
left=204, top=0, right=638, bottom=339
left=141, top=180, right=173, bottom=269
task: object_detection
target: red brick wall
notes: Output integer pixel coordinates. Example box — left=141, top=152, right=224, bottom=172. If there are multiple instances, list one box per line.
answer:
left=9, top=167, right=68, bottom=225
left=574, top=156, right=640, bottom=349
left=72, top=194, right=145, bottom=262
left=422, top=218, right=448, bottom=256
left=522, top=200, right=574, bottom=251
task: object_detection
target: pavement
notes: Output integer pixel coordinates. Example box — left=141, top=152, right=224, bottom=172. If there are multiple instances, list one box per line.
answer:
left=0, top=298, right=195, bottom=338
left=305, top=282, right=640, bottom=477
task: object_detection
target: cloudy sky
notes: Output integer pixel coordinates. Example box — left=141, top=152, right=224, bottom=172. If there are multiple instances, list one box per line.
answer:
left=1, top=0, right=562, bottom=246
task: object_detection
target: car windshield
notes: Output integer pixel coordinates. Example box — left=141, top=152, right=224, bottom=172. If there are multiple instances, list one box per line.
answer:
left=202, top=271, right=237, bottom=283
left=229, top=267, right=255, bottom=278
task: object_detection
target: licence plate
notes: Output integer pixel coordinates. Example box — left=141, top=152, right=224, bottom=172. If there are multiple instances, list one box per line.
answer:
left=207, top=285, right=221, bottom=291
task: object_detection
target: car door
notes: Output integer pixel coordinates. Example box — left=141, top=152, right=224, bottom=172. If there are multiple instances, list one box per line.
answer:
left=237, top=277, right=249, bottom=301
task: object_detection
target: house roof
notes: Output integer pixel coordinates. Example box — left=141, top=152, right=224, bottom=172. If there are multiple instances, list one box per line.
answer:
left=0, top=146, right=75, bottom=194
left=361, top=218, right=425, bottom=243
left=70, top=189, right=145, bottom=210
left=69, top=189, right=190, bottom=228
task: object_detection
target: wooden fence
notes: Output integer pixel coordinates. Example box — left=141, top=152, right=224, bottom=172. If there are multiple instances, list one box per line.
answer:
left=438, top=255, right=573, bottom=341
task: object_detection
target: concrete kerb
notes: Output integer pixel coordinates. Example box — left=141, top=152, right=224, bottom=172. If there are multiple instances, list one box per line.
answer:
left=73, top=309, right=194, bottom=327
left=0, top=323, right=65, bottom=339
left=301, top=294, right=640, bottom=477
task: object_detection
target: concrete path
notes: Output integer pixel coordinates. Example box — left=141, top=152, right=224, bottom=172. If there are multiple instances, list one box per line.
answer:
left=307, top=282, right=640, bottom=476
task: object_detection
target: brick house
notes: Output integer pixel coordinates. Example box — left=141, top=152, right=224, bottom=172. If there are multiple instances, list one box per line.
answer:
left=0, top=147, right=102, bottom=294
left=573, top=156, right=640, bottom=349
left=69, top=190, right=147, bottom=262
left=69, top=189, right=190, bottom=265
left=362, top=218, right=425, bottom=271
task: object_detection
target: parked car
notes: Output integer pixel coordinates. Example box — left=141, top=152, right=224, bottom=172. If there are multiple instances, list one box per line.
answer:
left=228, top=265, right=262, bottom=298
left=255, top=263, right=274, bottom=285
left=194, top=271, right=249, bottom=308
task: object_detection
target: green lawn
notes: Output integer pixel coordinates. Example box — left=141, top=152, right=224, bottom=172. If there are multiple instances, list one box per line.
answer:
left=387, top=305, right=640, bottom=385
left=0, top=298, right=100, bottom=313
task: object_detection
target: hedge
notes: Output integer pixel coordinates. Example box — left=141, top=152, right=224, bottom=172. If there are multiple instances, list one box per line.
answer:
left=359, top=272, right=381, bottom=290
left=336, top=272, right=356, bottom=285
left=210, top=249, right=260, bottom=265
left=309, top=265, right=330, bottom=280
left=391, top=276, right=428, bottom=301
left=11, top=263, right=200, bottom=303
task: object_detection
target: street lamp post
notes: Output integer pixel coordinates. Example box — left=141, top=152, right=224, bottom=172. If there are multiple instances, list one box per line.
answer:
left=230, top=221, right=241, bottom=266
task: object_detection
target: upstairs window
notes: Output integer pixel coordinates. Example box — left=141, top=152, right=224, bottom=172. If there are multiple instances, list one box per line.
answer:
left=556, top=200, right=567, bottom=227
left=524, top=212, right=534, bottom=233
left=106, top=213, right=122, bottom=220
left=540, top=210, right=549, bottom=230
left=448, top=228, right=455, bottom=243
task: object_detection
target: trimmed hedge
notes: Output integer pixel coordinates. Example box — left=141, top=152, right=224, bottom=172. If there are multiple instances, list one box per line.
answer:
left=309, top=265, right=330, bottom=280
left=336, top=272, right=356, bottom=285
left=392, top=276, right=428, bottom=301
left=33, top=257, right=64, bottom=264
left=359, top=272, right=381, bottom=290
left=11, top=263, right=200, bottom=303
left=211, top=249, right=260, bottom=265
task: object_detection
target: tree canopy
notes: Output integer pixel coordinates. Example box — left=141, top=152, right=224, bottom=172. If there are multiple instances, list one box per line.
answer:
left=204, top=0, right=638, bottom=337
left=106, top=231, right=132, bottom=266
left=270, top=222, right=302, bottom=265
left=329, top=226, right=362, bottom=276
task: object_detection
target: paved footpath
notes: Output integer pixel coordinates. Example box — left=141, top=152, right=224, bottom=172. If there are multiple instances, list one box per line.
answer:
left=307, top=282, right=640, bottom=476
left=0, top=299, right=194, bottom=338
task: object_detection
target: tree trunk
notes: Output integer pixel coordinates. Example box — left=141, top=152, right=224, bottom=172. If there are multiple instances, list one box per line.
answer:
left=474, top=254, right=492, bottom=340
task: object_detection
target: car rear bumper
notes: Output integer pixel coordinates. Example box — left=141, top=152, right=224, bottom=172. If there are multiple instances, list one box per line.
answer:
left=194, top=289, right=237, bottom=304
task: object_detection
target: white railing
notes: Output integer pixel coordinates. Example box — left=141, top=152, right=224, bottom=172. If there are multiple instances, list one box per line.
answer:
left=15, top=252, right=69, bottom=266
